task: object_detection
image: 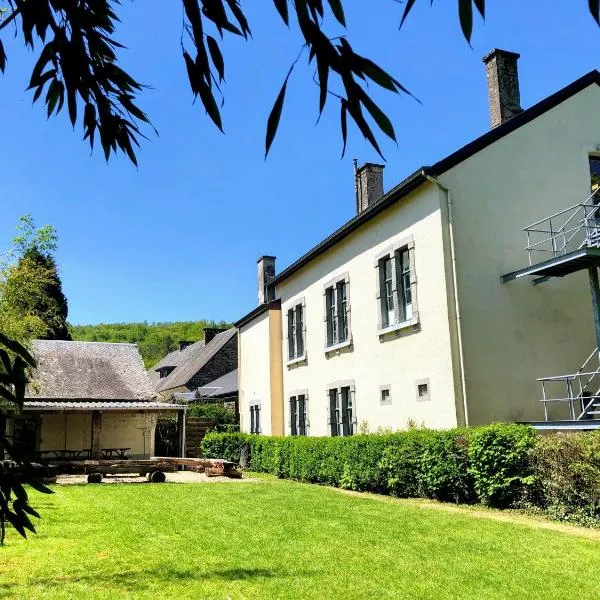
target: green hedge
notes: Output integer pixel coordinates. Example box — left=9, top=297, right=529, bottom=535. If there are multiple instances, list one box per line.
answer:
left=202, top=426, right=600, bottom=524
left=202, top=424, right=536, bottom=507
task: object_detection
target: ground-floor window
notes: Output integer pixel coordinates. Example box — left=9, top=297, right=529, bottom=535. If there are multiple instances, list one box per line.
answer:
left=328, top=385, right=355, bottom=436
left=289, top=393, right=308, bottom=436
left=249, top=402, right=261, bottom=434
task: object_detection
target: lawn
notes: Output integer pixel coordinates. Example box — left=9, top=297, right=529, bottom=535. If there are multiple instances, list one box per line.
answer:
left=1, top=477, right=599, bottom=600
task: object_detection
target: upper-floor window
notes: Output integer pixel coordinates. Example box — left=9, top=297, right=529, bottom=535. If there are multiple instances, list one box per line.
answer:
left=376, top=241, right=416, bottom=332
left=328, top=384, right=355, bottom=436
left=249, top=401, right=261, bottom=434
left=158, top=366, right=175, bottom=379
left=287, top=301, right=305, bottom=362
left=325, top=275, right=350, bottom=348
left=289, top=393, right=308, bottom=436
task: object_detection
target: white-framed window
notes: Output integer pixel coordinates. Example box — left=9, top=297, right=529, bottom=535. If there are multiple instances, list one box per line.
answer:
left=287, top=299, right=306, bottom=362
left=376, top=239, right=417, bottom=332
left=324, top=274, right=351, bottom=349
left=327, top=382, right=356, bottom=436
left=249, top=401, right=261, bottom=434
left=289, top=392, right=309, bottom=436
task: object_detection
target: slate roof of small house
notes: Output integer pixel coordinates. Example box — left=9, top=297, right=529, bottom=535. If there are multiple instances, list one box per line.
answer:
left=195, top=369, right=238, bottom=399
left=23, top=401, right=183, bottom=412
left=25, top=340, right=155, bottom=401
left=155, top=328, right=237, bottom=393
left=148, top=341, right=205, bottom=387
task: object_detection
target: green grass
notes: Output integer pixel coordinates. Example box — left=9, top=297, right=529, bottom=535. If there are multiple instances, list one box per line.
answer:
left=1, top=478, right=600, bottom=600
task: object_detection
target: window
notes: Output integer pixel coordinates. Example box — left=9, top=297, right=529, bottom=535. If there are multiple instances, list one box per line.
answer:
left=287, top=301, right=305, bottom=362
left=289, top=393, right=308, bottom=436
left=325, top=276, right=350, bottom=348
left=380, top=386, right=392, bottom=406
left=158, top=366, right=175, bottom=379
left=590, top=155, right=600, bottom=193
left=376, top=240, right=416, bottom=331
left=416, top=379, right=431, bottom=402
left=249, top=402, right=261, bottom=434
left=328, top=385, right=356, bottom=436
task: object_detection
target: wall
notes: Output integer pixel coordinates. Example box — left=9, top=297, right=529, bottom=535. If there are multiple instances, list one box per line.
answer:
left=276, top=184, right=458, bottom=435
left=440, top=83, right=600, bottom=424
left=186, top=334, right=238, bottom=390
left=238, top=311, right=273, bottom=434
left=39, top=411, right=156, bottom=458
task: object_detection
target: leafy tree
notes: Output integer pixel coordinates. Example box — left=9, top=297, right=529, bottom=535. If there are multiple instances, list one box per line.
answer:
left=0, top=216, right=71, bottom=342
left=1, top=2, right=597, bottom=164
left=70, top=320, right=231, bottom=367
left=0, top=332, right=52, bottom=544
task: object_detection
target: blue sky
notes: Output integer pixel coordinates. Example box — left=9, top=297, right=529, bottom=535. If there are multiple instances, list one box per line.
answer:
left=1, top=1, right=598, bottom=325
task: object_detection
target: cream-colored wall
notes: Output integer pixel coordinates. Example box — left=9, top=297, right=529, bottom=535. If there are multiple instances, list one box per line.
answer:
left=277, top=184, right=458, bottom=435
left=239, top=312, right=273, bottom=434
left=39, top=412, right=156, bottom=458
left=439, top=83, right=600, bottom=424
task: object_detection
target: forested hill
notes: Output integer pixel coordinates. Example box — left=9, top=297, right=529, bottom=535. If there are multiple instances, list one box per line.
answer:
left=69, top=320, right=231, bottom=368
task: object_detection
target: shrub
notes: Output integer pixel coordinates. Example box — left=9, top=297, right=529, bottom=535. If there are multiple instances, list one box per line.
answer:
left=187, top=403, right=238, bottom=432
left=532, top=431, right=600, bottom=523
left=201, top=432, right=252, bottom=463
left=467, top=423, right=537, bottom=508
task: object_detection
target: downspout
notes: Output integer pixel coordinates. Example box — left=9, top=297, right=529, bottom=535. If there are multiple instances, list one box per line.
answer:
left=422, top=171, right=469, bottom=427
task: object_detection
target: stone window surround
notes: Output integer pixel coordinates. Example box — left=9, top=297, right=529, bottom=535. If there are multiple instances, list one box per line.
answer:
left=288, top=389, right=310, bottom=436
left=323, top=272, right=353, bottom=354
left=285, top=297, right=308, bottom=367
left=379, top=384, right=392, bottom=406
left=374, top=235, right=419, bottom=337
left=249, top=399, right=262, bottom=434
left=326, top=379, right=357, bottom=437
left=415, top=378, right=431, bottom=402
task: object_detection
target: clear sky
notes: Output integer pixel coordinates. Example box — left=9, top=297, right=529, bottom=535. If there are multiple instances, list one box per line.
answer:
left=1, top=1, right=598, bottom=325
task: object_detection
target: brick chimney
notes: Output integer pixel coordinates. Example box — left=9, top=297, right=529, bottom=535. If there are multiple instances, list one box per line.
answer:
left=257, top=256, right=276, bottom=305
left=482, top=49, right=522, bottom=128
left=355, top=162, right=384, bottom=213
left=203, top=327, right=228, bottom=344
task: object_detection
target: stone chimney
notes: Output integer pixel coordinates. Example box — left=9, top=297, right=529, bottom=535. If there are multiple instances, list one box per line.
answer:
left=178, top=340, right=193, bottom=351
left=257, top=255, right=276, bottom=305
left=355, top=162, right=384, bottom=213
left=482, top=49, right=522, bottom=128
left=203, top=327, right=228, bottom=344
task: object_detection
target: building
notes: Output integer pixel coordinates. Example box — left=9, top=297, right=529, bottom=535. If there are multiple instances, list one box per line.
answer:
left=12, top=340, right=183, bottom=460
left=150, top=328, right=238, bottom=398
left=236, top=50, right=600, bottom=436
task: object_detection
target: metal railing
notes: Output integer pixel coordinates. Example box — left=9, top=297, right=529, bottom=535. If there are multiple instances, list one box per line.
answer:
left=524, top=188, right=600, bottom=266
left=538, top=348, right=600, bottom=420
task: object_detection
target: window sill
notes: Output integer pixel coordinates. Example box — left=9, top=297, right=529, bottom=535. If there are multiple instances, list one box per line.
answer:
left=378, top=316, right=419, bottom=337
left=286, top=355, right=307, bottom=368
left=324, top=338, right=353, bottom=354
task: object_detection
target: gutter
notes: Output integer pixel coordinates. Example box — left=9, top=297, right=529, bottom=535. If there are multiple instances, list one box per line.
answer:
left=422, top=172, right=469, bottom=427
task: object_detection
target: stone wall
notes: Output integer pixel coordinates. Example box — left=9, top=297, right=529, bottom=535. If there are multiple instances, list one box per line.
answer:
left=186, top=333, right=238, bottom=390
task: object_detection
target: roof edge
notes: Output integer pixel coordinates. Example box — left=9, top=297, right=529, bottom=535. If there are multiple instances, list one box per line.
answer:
left=234, top=299, right=281, bottom=329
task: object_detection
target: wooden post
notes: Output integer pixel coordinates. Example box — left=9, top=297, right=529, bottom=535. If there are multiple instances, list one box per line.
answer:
left=91, top=411, right=103, bottom=460
left=177, top=410, right=186, bottom=459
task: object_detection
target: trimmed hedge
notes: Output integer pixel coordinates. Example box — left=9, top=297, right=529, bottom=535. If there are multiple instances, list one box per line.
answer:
left=202, top=426, right=600, bottom=524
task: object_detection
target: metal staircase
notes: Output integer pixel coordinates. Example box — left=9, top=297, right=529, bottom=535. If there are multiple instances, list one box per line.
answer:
left=538, top=348, right=600, bottom=421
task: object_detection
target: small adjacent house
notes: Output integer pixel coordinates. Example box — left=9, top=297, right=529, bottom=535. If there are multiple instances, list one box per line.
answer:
left=236, top=50, right=600, bottom=436
left=151, top=328, right=238, bottom=398
left=12, top=340, right=183, bottom=460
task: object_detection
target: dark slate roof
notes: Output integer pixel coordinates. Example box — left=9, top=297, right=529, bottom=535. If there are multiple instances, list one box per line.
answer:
left=156, top=328, right=237, bottom=392
left=148, top=341, right=205, bottom=387
left=26, top=340, right=155, bottom=401
left=196, top=369, right=238, bottom=399
left=252, top=70, right=600, bottom=294
left=23, top=401, right=183, bottom=412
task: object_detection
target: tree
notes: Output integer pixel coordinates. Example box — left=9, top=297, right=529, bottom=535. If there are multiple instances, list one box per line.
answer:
left=1, top=2, right=597, bottom=165
left=0, top=216, right=71, bottom=343
left=0, top=332, right=52, bottom=544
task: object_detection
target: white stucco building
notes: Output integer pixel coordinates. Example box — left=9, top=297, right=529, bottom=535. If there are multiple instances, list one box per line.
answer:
left=236, top=50, right=600, bottom=436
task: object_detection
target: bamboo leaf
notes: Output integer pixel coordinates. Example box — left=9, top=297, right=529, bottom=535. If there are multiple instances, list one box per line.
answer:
left=327, top=0, right=346, bottom=26
left=458, top=0, right=473, bottom=43
left=473, top=0, right=485, bottom=18
left=316, top=55, right=329, bottom=115
left=265, top=65, right=293, bottom=158
left=0, top=40, right=5, bottom=73
left=273, top=0, right=289, bottom=25
left=340, top=98, right=348, bottom=158
left=590, top=0, right=600, bottom=24
left=207, top=36, right=225, bottom=82
left=400, top=0, right=417, bottom=28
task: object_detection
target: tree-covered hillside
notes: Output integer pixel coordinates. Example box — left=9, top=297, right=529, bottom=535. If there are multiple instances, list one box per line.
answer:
left=69, top=320, right=231, bottom=368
